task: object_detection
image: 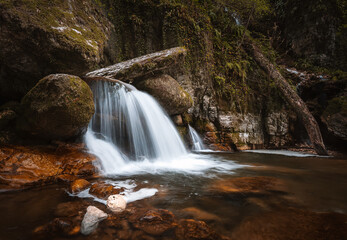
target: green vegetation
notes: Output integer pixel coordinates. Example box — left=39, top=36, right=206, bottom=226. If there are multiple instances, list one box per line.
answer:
left=97, top=0, right=283, bottom=114
left=1, top=0, right=109, bottom=57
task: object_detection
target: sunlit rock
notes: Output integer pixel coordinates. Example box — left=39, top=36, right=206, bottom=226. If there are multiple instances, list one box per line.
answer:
left=89, top=182, right=123, bottom=200
left=70, top=179, right=91, bottom=194
left=0, top=145, right=96, bottom=188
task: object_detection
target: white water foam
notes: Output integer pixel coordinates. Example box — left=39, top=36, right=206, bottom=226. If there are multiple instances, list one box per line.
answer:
left=69, top=180, right=158, bottom=204
left=243, top=149, right=321, bottom=157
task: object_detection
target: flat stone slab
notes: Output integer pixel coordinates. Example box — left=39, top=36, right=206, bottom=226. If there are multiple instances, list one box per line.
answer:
left=86, top=47, right=187, bottom=82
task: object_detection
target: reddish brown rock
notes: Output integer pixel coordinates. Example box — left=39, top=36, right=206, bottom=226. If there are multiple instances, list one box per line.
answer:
left=89, top=182, right=123, bottom=199
left=175, top=219, right=223, bottom=240
left=0, top=145, right=97, bottom=188
left=129, top=208, right=177, bottom=236
left=70, top=179, right=91, bottom=194
left=34, top=217, right=81, bottom=237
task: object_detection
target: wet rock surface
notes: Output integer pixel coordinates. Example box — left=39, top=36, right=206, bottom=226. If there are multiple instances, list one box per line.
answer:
left=0, top=144, right=96, bottom=188
left=89, top=182, right=124, bottom=200
left=70, top=179, right=92, bottom=194
left=129, top=208, right=177, bottom=236
left=175, top=219, right=224, bottom=240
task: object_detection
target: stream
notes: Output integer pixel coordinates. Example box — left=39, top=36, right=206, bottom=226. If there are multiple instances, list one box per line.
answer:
left=1, top=151, right=346, bottom=239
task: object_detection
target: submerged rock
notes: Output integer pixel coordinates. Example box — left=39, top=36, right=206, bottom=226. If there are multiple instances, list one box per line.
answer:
left=181, top=207, right=221, bottom=222
left=81, top=206, right=108, bottom=235
left=136, top=74, right=193, bottom=115
left=107, top=194, right=127, bottom=213
left=175, top=219, right=223, bottom=240
left=0, top=0, right=116, bottom=103
left=129, top=208, right=177, bottom=236
left=18, top=74, right=95, bottom=140
left=0, top=144, right=96, bottom=188
left=210, top=176, right=285, bottom=195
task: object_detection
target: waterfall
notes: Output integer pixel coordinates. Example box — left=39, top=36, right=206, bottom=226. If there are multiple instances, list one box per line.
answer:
left=188, top=125, right=206, bottom=151
left=85, top=80, right=187, bottom=174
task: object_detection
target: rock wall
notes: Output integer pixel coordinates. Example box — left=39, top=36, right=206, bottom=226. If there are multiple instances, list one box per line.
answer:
left=91, top=0, right=300, bottom=150
left=0, top=0, right=116, bottom=103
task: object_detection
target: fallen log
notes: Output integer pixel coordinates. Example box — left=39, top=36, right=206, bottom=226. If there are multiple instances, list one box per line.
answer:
left=243, top=37, right=328, bottom=155
left=86, top=47, right=187, bottom=83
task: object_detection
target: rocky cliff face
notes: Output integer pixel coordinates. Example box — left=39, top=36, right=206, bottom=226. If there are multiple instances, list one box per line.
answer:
left=0, top=0, right=116, bottom=103
left=0, top=0, right=345, bottom=150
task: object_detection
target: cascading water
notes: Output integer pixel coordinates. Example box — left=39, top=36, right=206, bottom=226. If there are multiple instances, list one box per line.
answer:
left=188, top=125, right=206, bottom=151
left=85, top=80, right=243, bottom=176
left=85, top=80, right=188, bottom=173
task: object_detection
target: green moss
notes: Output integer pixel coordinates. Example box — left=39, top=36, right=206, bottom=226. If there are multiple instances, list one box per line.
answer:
left=1, top=0, right=108, bottom=57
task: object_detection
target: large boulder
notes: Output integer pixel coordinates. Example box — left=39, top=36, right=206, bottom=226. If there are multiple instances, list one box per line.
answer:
left=0, top=0, right=116, bottom=103
left=136, top=74, right=193, bottom=115
left=18, top=74, right=95, bottom=140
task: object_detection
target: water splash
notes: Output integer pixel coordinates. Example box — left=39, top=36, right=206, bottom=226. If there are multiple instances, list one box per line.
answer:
left=188, top=125, right=206, bottom=151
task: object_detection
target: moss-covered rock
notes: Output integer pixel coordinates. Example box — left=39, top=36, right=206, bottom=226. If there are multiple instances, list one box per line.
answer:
left=136, top=74, right=193, bottom=115
left=0, top=0, right=116, bottom=103
left=18, top=74, right=95, bottom=140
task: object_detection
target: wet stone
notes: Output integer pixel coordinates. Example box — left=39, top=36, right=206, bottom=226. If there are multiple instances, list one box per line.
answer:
left=175, top=219, right=224, bottom=240
left=129, top=208, right=177, bottom=236
left=89, top=182, right=124, bottom=199
left=70, top=179, right=91, bottom=194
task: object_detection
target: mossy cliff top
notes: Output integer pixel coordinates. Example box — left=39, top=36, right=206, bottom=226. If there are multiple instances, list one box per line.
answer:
left=0, top=0, right=116, bottom=103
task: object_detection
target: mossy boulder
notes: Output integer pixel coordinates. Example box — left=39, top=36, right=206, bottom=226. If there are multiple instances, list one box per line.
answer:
left=0, top=0, right=116, bottom=103
left=136, top=74, right=193, bottom=115
left=18, top=74, right=95, bottom=140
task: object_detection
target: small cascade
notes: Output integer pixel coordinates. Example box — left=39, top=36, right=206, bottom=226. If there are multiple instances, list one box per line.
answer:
left=85, top=80, right=187, bottom=174
left=188, top=125, right=206, bottom=151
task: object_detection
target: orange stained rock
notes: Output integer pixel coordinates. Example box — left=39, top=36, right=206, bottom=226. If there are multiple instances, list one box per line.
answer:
left=0, top=145, right=96, bottom=188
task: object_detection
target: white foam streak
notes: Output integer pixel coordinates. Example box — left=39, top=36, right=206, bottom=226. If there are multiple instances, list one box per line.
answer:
left=243, top=149, right=322, bottom=157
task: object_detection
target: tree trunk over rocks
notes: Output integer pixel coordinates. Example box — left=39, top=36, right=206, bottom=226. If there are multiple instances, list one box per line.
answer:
left=243, top=37, right=328, bottom=155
